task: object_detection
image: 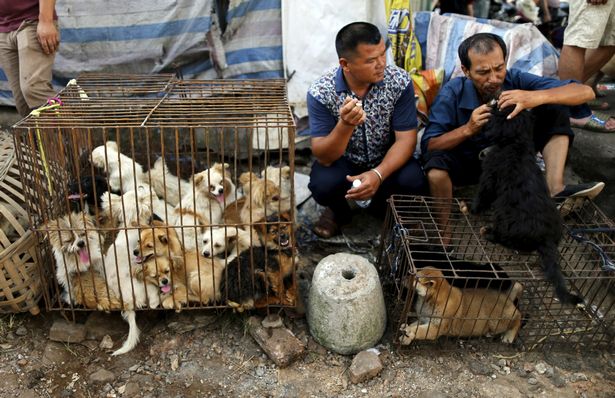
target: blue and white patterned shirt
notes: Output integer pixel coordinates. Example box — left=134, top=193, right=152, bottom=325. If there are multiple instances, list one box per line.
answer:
left=307, top=65, right=418, bottom=168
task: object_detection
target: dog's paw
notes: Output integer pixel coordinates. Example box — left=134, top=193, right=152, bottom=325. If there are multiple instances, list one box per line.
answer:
left=459, top=201, right=470, bottom=215
left=399, top=330, right=415, bottom=345
left=501, top=330, right=517, bottom=344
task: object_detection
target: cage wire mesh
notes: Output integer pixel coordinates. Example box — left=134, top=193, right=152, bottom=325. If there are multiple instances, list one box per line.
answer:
left=378, top=195, right=615, bottom=351
left=12, top=73, right=297, bottom=314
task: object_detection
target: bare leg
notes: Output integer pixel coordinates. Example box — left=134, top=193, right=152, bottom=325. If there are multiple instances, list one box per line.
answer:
left=560, top=45, right=615, bottom=130
left=427, top=168, right=453, bottom=247
left=582, top=46, right=615, bottom=82
left=559, top=45, right=586, bottom=81
left=541, top=135, right=568, bottom=196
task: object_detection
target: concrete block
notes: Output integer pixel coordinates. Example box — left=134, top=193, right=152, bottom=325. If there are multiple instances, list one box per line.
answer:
left=307, top=253, right=386, bottom=355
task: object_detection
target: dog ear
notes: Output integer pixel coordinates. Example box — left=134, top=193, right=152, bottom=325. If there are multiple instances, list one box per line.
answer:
left=281, top=166, right=290, bottom=179
left=193, top=173, right=204, bottom=186
left=157, top=233, right=168, bottom=245
left=239, top=171, right=257, bottom=188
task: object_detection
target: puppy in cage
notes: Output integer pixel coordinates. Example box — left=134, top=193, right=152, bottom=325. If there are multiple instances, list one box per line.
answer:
left=399, top=267, right=522, bottom=345
left=46, top=211, right=118, bottom=309
left=221, top=211, right=296, bottom=312
left=170, top=162, right=236, bottom=250
left=91, top=141, right=147, bottom=194
left=471, top=106, right=583, bottom=305
left=148, top=157, right=192, bottom=207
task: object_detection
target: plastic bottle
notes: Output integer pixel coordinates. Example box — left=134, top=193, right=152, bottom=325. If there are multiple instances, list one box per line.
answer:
left=352, top=179, right=371, bottom=208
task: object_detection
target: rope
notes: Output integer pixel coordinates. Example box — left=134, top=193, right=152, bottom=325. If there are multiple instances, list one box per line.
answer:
left=29, top=97, right=62, bottom=193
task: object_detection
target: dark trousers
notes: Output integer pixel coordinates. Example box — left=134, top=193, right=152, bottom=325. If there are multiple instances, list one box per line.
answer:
left=308, top=156, right=427, bottom=222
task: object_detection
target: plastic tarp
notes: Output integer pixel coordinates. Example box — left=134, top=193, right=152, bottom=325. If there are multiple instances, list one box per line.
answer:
left=282, top=0, right=389, bottom=118
left=0, top=0, right=284, bottom=107
left=414, top=12, right=560, bottom=83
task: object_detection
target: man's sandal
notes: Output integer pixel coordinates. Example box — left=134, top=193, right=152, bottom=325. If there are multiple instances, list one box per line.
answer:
left=575, top=112, right=615, bottom=134
left=313, top=208, right=341, bottom=239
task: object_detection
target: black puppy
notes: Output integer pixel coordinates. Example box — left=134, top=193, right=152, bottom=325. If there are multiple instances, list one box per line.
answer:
left=67, top=175, right=113, bottom=214
left=221, top=212, right=294, bottom=311
left=471, top=106, right=582, bottom=305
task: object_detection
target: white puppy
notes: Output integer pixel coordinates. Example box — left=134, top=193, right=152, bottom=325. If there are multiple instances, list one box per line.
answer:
left=148, top=157, right=192, bottom=207
left=101, top=184, right=160, bottom=356
left=46, top=211, right=104, bottom=305
left=91, top=141, right=146, bottom=193
left=171, top=162, right=236, bottom=250
left=200, top=225, right=251, bottom=264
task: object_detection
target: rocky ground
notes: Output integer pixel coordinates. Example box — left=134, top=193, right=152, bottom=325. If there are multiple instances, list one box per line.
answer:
left=1, top=81, right=615, bottom=397
left=1, top=211, right=615, bottom=398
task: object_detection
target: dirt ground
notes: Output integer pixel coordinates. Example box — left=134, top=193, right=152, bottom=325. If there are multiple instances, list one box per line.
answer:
left=1, top=229, right=614, bottom=398
left=1, top=302, right=614, bottom=398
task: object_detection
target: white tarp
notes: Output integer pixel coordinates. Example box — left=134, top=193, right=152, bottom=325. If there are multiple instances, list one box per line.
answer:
left=282, top=0, right=389, bottom=118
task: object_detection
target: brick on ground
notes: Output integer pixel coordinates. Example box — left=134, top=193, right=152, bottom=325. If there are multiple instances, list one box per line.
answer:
left=248, top=316, right=306, bottom=368
left=49, top=319, right=86, bottom=343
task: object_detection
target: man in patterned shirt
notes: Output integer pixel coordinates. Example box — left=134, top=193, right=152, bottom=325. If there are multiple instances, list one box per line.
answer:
left=307, top=22, right=427, bottom=239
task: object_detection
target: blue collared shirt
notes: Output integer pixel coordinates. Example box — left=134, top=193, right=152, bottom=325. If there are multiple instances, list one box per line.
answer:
left=421, top=68, right=591, bottom=154
left=307, top=65, right=417, bottom=168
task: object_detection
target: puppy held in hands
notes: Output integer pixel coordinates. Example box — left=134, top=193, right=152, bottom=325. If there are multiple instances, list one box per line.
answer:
left=399, top=267, right=522, bottom=345
left=471, top=106, right=582, bottom=305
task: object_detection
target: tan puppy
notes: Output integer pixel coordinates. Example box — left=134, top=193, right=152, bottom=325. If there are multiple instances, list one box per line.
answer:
left=399, top=267, right=522, bottom=345
left=238, top=171, right=289, bottom=223
left=184, top=250, right=226, bottom=305
left=134, top=221, right=188, bottom=310
left=261, top=165, right=292, bottom=214
left=70, top=270, right=122, bottom=311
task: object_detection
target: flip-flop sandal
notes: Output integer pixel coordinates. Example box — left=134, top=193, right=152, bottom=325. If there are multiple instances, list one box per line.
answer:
left=575, top=112, right=615, bottom=133
left=587, top=99, right=610, bottom=111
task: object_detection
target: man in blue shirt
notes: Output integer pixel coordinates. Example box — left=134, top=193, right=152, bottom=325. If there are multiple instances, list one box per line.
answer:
left=307, top=22, right=426, bottom=238
left=422, top=33, right=604, bottom=242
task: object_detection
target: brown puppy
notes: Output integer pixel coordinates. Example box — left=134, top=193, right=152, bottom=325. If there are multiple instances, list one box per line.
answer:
left=399, top=267, right=522, bottom=345
left=70, top=270, right=122, bottom=311
left=238, top=172, right=288, bottom=223
left=185, top=250, right=226, bottom=305
left=139, top=255, right=192, bottom=311
left=134, top=221, right=188, bottom=310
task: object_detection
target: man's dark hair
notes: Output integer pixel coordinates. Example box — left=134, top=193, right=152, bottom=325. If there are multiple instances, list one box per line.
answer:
left=335, top=22, right=382, bottom=59
left=458, top=33, right=508, bottom=69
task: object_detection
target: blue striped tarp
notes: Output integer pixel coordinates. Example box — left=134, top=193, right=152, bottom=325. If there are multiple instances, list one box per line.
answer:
left=0, top=0, right=283, bottom=107
left=414, top=12, right=559, bottom=83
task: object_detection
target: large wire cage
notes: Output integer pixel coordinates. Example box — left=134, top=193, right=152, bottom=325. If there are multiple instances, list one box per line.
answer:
left=12, top=73, right=297, bottom=314
left=378, top=195, right=615, bottom=351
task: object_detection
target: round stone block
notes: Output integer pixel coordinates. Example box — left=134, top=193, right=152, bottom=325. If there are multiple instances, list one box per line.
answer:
left=307, top=253, right=386, bottom=355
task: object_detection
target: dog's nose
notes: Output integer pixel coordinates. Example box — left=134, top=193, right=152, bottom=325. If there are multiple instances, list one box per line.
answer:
left=77, top=240, right=85, bottom=248
left=203, top=251, right=210, bottom=257
left=219, top=187, right=224, bottom=194
left=133, top=248, right=140, bottom=256
left=161, top=278, right=169, bottom=285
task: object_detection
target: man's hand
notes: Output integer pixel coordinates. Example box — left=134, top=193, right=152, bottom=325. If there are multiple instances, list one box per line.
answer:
left=497, top=89, right=538, bottom=119
left=466, top=104, right=492, bottom=136
left=345, top=172, right=381, bottom=200
left=339, top=96, right=366, bottom=127
left=37, top=21, right=59, bottom=55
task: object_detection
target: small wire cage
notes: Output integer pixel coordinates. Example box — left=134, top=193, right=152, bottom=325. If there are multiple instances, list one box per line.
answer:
left=378, top=195, right=615, bottom=351
left=12, top=73, right=297, bottom=314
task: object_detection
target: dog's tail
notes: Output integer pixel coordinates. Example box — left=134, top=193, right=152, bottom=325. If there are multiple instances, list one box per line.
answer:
left=537, top=243, right=583, bottom=306
left=111, top=310, right=140, bottom=356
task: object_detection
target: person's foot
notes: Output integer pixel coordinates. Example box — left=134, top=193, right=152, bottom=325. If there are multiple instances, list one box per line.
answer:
left=313, top=208, right=343, bottom=239
left=571, top=113, right=615, bottom=133
left=553, top=182, right=605, bottom=200
left=553, top=182, right=605, bottom=216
